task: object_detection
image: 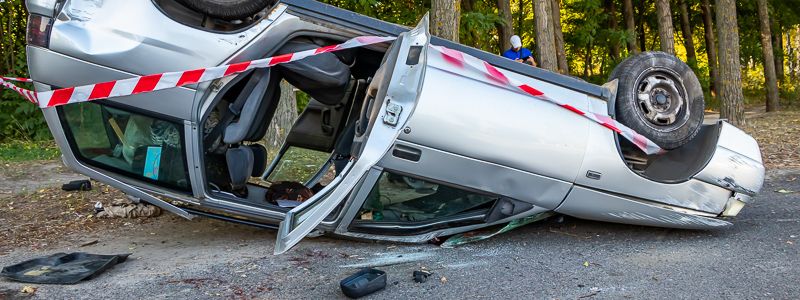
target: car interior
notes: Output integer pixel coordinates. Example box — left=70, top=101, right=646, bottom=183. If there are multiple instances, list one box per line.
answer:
left=199, top=35, right=383, bottom=209
left=194, top=34, right=511, bottom=231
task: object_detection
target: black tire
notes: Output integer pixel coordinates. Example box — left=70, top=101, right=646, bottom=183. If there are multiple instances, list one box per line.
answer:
left=609, top=51, right=704, bottom=150
left=180, top=0, right=273, bottom=20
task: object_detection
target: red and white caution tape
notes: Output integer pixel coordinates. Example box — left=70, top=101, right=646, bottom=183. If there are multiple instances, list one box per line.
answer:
left=0, top=77, right=38, bottom=104
left=0, top=34, right=663, bottom=154
left=34, top=36, right=396, bottom=108
left=430, top=45, right=665, bottom=155
left=0, top=35, right=396, bottom=108
left=1, top=77, right=34, bottom=83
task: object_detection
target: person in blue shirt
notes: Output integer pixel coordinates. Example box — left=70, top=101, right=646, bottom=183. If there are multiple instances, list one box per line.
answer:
left=502, top=35, right=536, bottom=66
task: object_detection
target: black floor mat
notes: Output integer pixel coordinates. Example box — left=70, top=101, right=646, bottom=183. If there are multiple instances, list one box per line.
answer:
left=1, top=252, right=130, bottom=284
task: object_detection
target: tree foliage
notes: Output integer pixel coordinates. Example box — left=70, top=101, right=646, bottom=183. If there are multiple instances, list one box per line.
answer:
left=0, top=0, right=50, bottom=141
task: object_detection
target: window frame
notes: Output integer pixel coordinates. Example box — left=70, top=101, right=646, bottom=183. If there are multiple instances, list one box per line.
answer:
left=57, top=100, right=192, bottom=194
left=345, top=169, right=500, bottom=235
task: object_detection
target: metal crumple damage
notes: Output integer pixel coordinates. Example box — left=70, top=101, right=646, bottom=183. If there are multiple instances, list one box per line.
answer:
left=656, top=181, right=727, bottom=214
left=717, top=176, right=757, bottom=195
left=606, top=211, right=731, bottom=228
left=64, top=0, right=103, bottom=22
left=696, top=146, right=765, bottom=200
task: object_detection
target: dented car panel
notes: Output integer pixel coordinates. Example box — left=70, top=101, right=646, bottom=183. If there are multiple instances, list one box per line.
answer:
left=25, top=0, right=765, bottom=254
left=694, top=123, right=765, bottom=196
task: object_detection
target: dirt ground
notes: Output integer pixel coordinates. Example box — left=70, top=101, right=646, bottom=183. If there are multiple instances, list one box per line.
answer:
left=0, top=112, right=798, bottom=299
left=741, top=111, right=800, bottom=169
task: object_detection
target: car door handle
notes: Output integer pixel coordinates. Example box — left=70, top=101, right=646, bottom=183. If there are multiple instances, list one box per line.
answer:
left=392, top=145, right=421, bottom=162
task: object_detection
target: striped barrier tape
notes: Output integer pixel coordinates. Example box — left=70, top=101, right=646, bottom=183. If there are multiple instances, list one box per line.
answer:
left=0, top=35, right=663, bottom=154
left=1, top=77, right=34, bottom=83
left=0, top=77, right=38, bottom=104
left=430, top=45, right=665, bottom=155
left=0, top=35, right=396, bottom=108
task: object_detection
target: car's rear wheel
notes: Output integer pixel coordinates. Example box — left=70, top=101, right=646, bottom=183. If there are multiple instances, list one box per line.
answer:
left=180, top=0, right=273, bottom=20
left=609, top=52, right=704, bottom=150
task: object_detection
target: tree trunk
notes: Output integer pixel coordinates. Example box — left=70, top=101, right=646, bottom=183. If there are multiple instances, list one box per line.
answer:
left=584, top=43, right=593, bottom=78
left=533, top=0, right=557, bottom=71
left=551, top=0, right=569, bottom=74
left=678, top=0, right=697, bottom=66
left=788, top=29, right=795, bottom=81
left=786, top=29, right=797, bottom=82
left=496, top=0, right=513, bottom=50
left=637, top=0, right=647, bottom=51
left=264, top=81, right=299, bottom=153
left=623, top=0, right=639, bottom=54
left=772, top=19, right=785, bottom=84
left=795, top=27, right=800, bottom=81
left=700, top=0, right=719, bottom=96
left=716, top=0, right=745, bottom=125
left=655, top=0, right=675, bottom=54
left=432, top=0, right=461, bottom=42
left=757, top=0, right=780, bottom=112
left=605, top=0, right=621, bottom=60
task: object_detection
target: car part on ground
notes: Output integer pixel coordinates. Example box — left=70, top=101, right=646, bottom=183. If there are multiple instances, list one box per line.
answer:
left=1, top=253, right=130, bottom=284
left=61, top=179, right=91, bottom=191
left=340, top=268, right=387, bottom=298
left=413, top=269, right=433, bottom=283
left=609, top=51, right=705, bottom=150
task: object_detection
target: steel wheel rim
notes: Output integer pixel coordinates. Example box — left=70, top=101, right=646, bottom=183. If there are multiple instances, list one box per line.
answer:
left=634, top=68, right=689, bottom=131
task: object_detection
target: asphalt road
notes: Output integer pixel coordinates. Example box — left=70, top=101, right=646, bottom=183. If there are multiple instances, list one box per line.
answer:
left=1, top=169, right=798, bottom=299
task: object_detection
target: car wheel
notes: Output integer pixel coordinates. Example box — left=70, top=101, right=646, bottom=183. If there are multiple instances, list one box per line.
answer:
left=609, top=52, right=704, bottom=150
left=180, top=0, right=273, bottom=20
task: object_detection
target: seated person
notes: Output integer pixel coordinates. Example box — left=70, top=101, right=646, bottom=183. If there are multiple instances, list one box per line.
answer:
left=502, top=35, right=536, bottom=66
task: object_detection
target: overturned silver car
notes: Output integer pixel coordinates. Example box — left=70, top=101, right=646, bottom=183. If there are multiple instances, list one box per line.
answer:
left=23, top=0, right=764, bottom=254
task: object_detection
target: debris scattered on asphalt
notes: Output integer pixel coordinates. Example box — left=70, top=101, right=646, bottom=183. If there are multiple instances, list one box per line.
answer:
left=775, top=189, right=796, bottom=194
left=549, top=228, right=590, bottom=239
left=440, top=212, right=553, bottom=248
left=20, top=286, right=36, bottom=294
left=79, top=240, right=99, bottom=247
left=95, top=198, right=161, bottom=218
left=61, top=179, right=92, bottom=191
left=340, top=268, right=387, bottom=298
left=439, top=276, right=448, bottom=284
left=583, top=261, right=602, bottom=267
left=578, top=287, right=601, bottom=298
left=1, top=252, right=130, bottom=284
left=412, top=269, right=432, bottom=283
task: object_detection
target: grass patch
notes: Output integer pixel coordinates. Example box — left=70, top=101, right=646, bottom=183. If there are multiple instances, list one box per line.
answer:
left=0, top=140, right=60, bottom=162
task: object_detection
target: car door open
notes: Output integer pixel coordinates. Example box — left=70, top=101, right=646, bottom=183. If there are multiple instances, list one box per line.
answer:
left=273, top=16, right=431, bottom=254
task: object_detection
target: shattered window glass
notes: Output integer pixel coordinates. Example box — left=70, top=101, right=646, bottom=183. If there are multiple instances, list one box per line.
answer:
left=59, top=102, right=190, bottom=192
left=356, top=171, right=496, bottom=223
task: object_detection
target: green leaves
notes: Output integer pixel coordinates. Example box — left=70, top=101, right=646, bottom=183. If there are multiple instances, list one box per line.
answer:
left=0, top=0, right=49, bottom=142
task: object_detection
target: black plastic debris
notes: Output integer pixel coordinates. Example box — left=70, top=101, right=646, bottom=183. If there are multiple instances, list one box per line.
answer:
left=413, top=270, right=432, bottom=283
left=1, top=252, right=130, bottom=284
left=61, top=179, right=92, bottom=191
left=340, top=268, right=386, bottom=298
